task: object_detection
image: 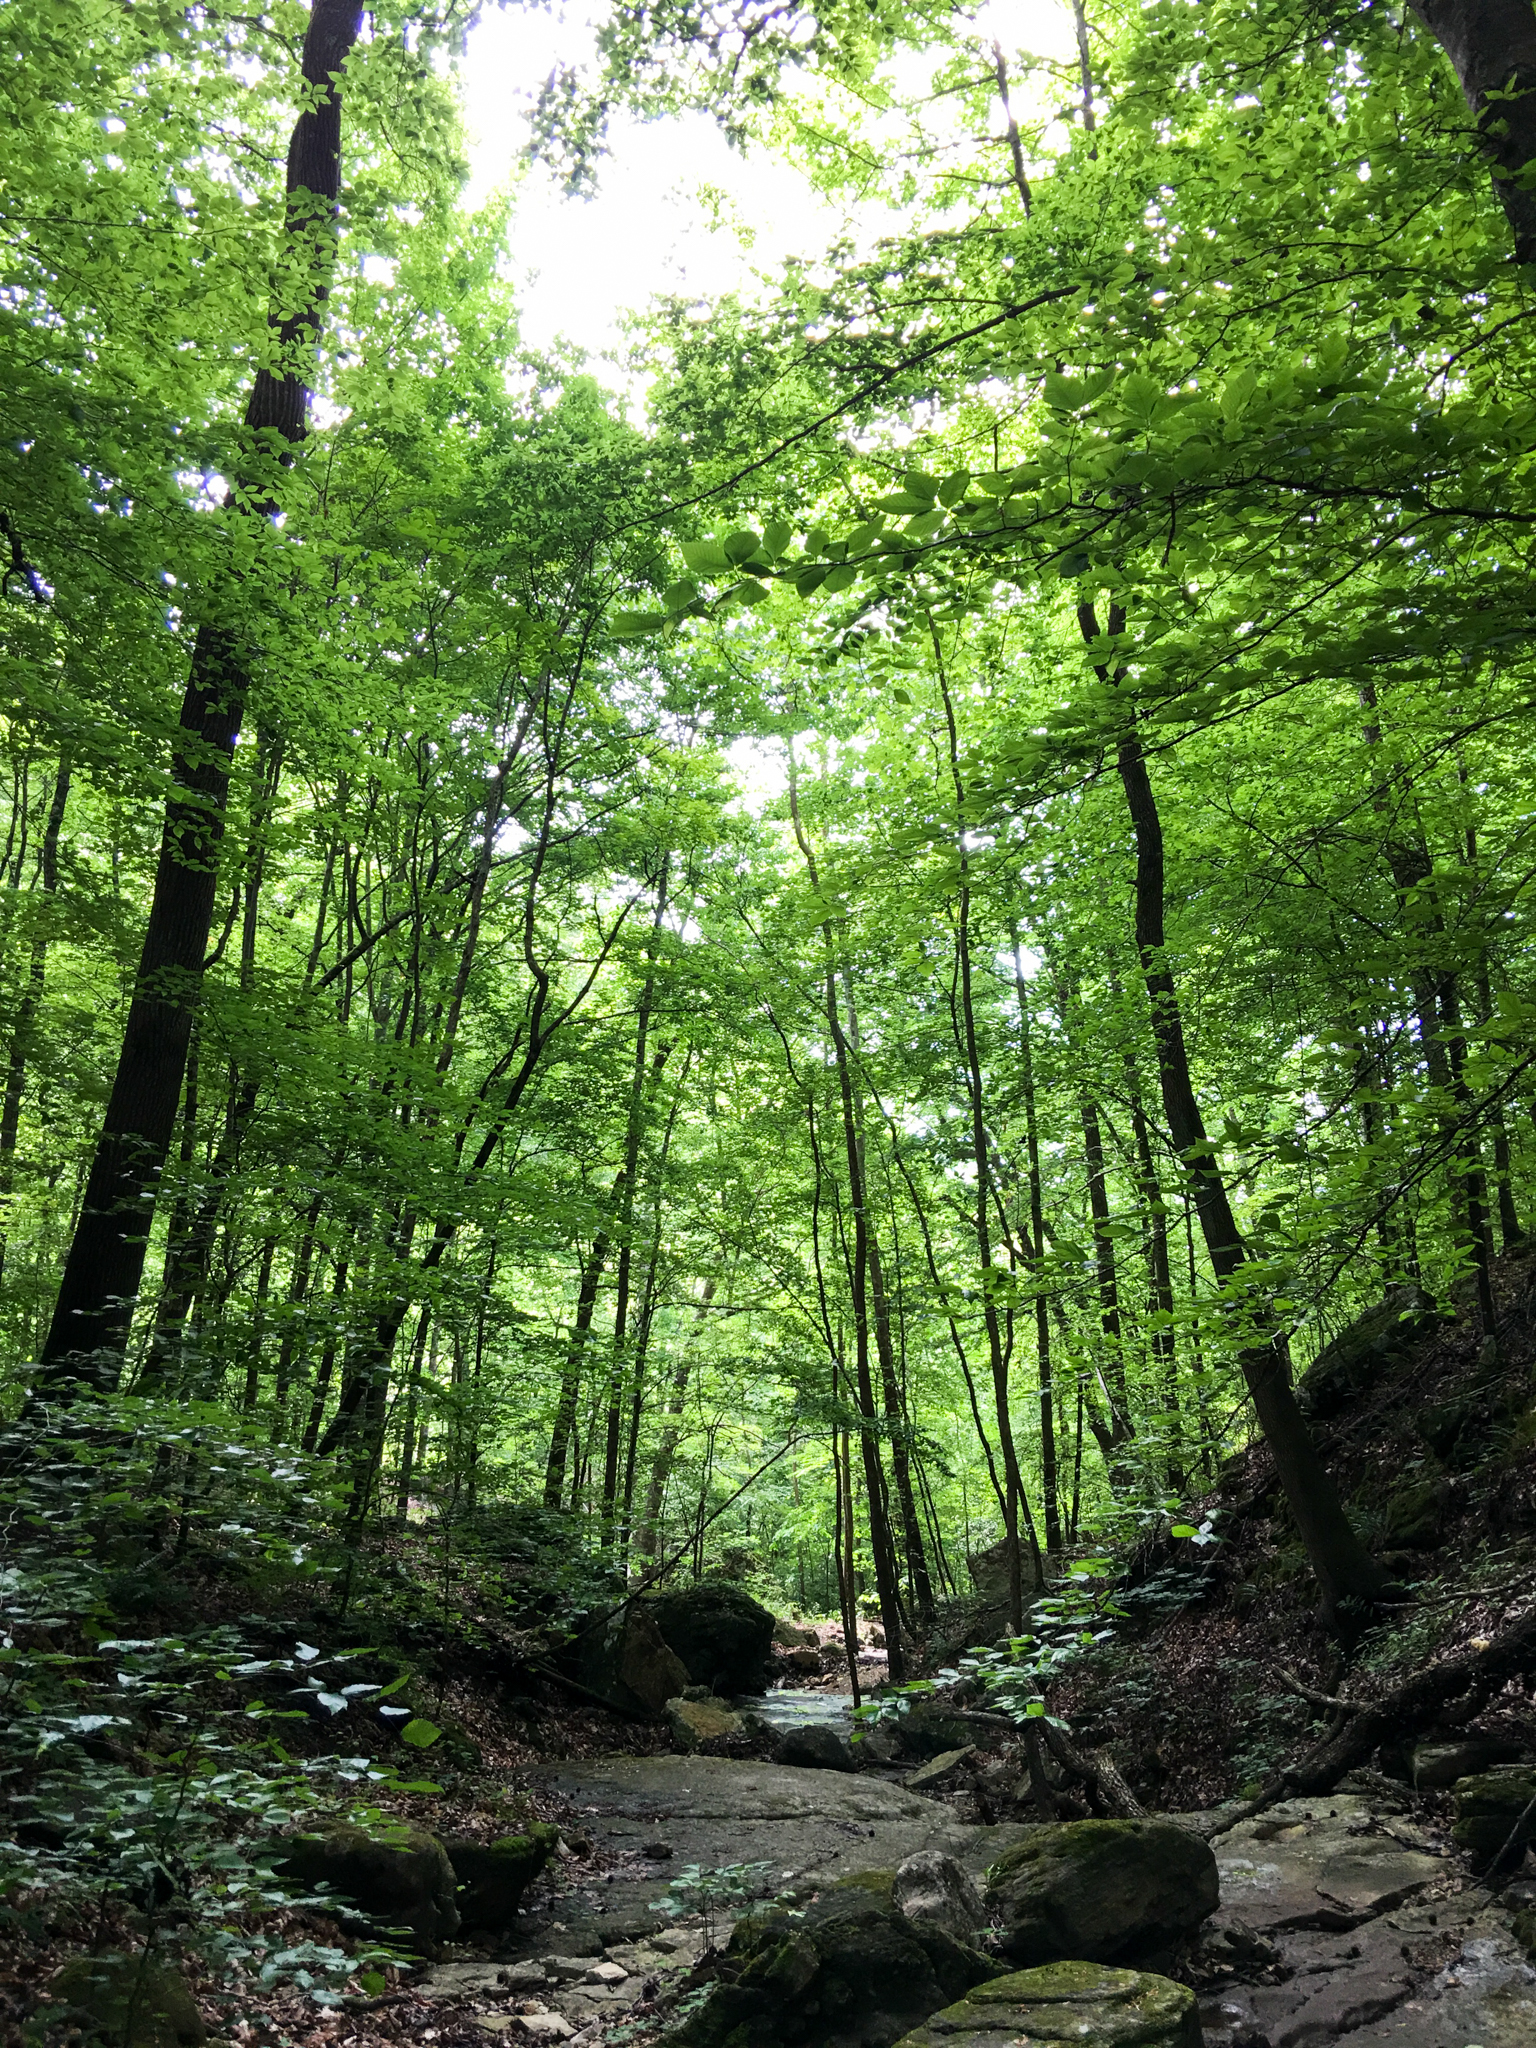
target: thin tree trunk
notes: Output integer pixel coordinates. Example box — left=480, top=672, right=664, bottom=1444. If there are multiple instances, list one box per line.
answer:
left=1015, top=961, right=1062, bottom=1555
left=40, top=0, right=366, bottom=1384
left=932, top=642, right=1042, bottom=1626
left=545, top=1221, right=611, bottom=1509
left=635, top=1278, right=714, bottom=1558
left=0, top=756, right=69, bottom=1282
left=1083, top=602, right=1390, bottom=1622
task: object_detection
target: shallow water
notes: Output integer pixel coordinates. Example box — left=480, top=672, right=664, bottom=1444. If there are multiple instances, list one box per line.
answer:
left=739, top=1689, right=857, bottom=1731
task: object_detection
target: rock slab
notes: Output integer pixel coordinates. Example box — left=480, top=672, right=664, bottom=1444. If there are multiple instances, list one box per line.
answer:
left=892, top=1959, right=1201, bottom=2048
left=986, top=1819, right=1218, bottom=1965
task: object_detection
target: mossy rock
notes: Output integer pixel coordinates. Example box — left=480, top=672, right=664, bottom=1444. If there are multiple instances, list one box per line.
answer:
left=445, top=1823, right=560, bottom=1933
left=1382, top=1474, right=1450, bottom=1548
left=890, top=1960, right=1200, bottom=2048
left=1296, top=1292, right=1439, bottom=1421
left=648, top=1584, right=777, bottom=1696
left=278, top=1821, right=459, bottom=1951
left=985, top=1820, right=1218, bottom=1966
left=1452, top=1766, right=1536, bottom=1867
left=52, top=1953, right=205, bottom=2048
left=666, top=1881, right=1000, bottom=2048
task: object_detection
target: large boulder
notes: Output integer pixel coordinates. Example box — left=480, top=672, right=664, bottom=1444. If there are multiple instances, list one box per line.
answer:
left=278, top=1822, right=460, bottom=1951
left=669, top=1880, right=1001, bottom=2048
left=51, top=1955, right=206, bottom=2048
left=1452, top=1766, right=1536, bottom=1867
left=649, top=1583, right=777, bottom=1696
left=890, top=1960, right=1200, bottom=2048
left=579, top=1603, right=690, bottom=1717
left=985, top=1820, right=1218, bottom=1966
left=444, top=1824, right=560, bottom=1933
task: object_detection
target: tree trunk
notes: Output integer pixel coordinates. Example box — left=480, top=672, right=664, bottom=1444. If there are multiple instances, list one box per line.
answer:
left=1015, top=963, right=1062, bottom=1554
left=545, top=1222, right=611, bottom=1510
left=1082, top=603, right=1390, bottom=1622
left=39, top=0, right=365, bottom=1385
left=0, top=755, right=69, bottom=1282
left=1408, top=0, right=1536, bottom=262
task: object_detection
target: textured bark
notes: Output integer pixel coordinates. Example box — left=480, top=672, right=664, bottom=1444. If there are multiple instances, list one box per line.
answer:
left=0, top=757, right=69, bottom=1280
left=40, top=0, right=364, bottom=1383
left=1409, top=0, right=1536, bottom=261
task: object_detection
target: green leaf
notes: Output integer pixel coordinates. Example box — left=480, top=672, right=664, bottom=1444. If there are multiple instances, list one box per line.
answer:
left=399, top=1718, right=442, bottom=1748
left=723, top=529, right=762, bottom=564
left=822, top=563, right=858, bottom=593
left=662, top=578, right=699, bottom=611
left=680, top=539, right=731, bottom=575
left=762, top=519, right=793, bottom=556
left=901, top=470, right=939, bottom=500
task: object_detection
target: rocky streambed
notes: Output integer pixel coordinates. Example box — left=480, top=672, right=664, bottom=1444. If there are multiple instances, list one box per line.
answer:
left=405, top=1759, right=1536, bottom=2048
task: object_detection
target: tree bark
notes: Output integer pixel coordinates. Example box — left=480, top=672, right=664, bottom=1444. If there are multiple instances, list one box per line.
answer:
left=1408, top=0, right=1536, bottom=262
left=1082, top=603, right=1390, bottom=1623
left=39, top=0, right=365, bottom=1385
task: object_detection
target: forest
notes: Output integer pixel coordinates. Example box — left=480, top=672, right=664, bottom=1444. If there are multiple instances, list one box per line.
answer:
left=4, top=0, right=1536, bottom=2038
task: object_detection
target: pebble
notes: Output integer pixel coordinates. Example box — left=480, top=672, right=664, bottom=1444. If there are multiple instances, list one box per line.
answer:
left=584, top=1961, right=628, bottom=1985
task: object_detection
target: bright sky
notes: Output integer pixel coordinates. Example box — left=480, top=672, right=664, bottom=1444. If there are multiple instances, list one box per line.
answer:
left=456, top=0, right=1077, bottom=368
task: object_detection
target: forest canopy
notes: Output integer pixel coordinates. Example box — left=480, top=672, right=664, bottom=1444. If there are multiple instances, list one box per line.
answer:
left=4, top=0, right=1536, bottom=1653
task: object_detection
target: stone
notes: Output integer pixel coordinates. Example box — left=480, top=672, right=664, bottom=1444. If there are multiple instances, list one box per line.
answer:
left=667, top=1693, right=742, bottom=1751
left=515, top=2018, right=575, bottom=2041
left=667, top=1880, right=1001, bottom=2048
left=420, top=1963, right=518, bottom=1996
left=585, top=1961, right=628, bottom=1985
left=890, top=1960, right=1200, bottom=2048
left=52, top=1955, right=206, bottom=2048
left=1452, top=1765, right=1536, bottom=1867
left=784, top=1645, right=823, bottom=1674
left=446, top=1824, right=560, bottom=1932
left=986, top=1819, right=1218, bottom=1965
left=774, top=1619, right=820, bottom=1649
left=894, top=1703, right=977, bottom=1761
left=1211, top=1799, right=1442, bottom=1937
left=903, top=1748, right=975, bottom=1792
left=775, top=1723, right=856, bottom=1772
left=503, top=1962, right=549, bottom=1990
left=649, top=1582, right=778, bottom=1695
left=1295, top=1289, right=1439, bottom=1421
left=642, top=1840, right=674, bottom=1858
left=543, top=1955, right=596, bottom=1981
left=1411, top=1737, right=1525, bottom=1790
left=1382, top=1475, right=1451, bottom=1548
left=966, top=1535, right=1045, bottom=1607
left=277, top=1822, right=459, bottom=1950
left=893, top=1850, right=985, bottom=1943
left=578, top=1603, right=689, bottom=1718
left=521, top=1754, right=1041, bottom=1914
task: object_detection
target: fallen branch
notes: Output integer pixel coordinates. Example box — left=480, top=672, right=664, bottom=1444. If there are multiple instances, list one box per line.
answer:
left=1042, top=1718, right=1147, bottom=1819
left=1276, top=1666, right=1360, bottom=1715
left=1210, top=1600, right=1536, bottom=1835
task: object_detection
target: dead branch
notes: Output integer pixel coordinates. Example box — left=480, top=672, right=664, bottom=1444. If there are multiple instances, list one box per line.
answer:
left=1210, top=1599, right=1536, bottom=1835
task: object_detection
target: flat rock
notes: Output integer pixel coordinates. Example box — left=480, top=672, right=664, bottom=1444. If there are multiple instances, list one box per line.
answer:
left=419, top=1962, right=515, bottom=1995
left=1345, top=1907, right=1536, bottom=2048
left=1213, top=1799, right=1441, bottom=1935
left=516, top=1754, right=1038, bottom=1939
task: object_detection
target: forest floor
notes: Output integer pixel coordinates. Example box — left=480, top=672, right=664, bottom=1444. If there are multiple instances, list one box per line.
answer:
left=14, top=1250, right=1536, bottom=2048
